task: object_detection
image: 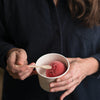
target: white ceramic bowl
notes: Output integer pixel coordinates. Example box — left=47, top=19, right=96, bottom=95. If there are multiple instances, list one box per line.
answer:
left=36, top=53, right=70, bottom=92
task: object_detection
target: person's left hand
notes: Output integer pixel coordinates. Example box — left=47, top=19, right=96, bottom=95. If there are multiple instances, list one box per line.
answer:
left=49, top=57, right=99, bottom=100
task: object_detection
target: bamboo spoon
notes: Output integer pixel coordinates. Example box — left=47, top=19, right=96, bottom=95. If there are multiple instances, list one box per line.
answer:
left=16, top=64, right=52, bottom=69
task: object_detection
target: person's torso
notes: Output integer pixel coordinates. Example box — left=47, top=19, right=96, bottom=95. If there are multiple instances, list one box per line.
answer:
left=2, top=0, right=100, bottom=100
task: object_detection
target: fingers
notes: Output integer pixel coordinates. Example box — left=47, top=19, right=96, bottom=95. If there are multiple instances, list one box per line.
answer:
left=6, top=48, right=36, bottom=80
left=7, top=62, right=35, bottom=80
left=16, top=49, right=27, bottom=65
left=7, top=49, right=28, bottom=70
left=50, top=78, right=74, bottom=88
left=7, top=51, right=16, bottom=68
left=56, top=73, right=72, bottom=82
left=7, top=64, right=28, bottom=74
left=16, top=63, right=35, bottom=80
left=49, top=57, right=86, bottom=100
left=50, top=78, right=78, bottom=92
left=60, top=84, right=77, bottom=100
left=7, top=48, right=27, bottom=73
left=8, top=68, right=33, bottom=80
left=18, top=68, right=33, bottom=80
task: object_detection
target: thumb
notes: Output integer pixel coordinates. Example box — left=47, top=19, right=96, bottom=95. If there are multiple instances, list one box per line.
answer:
left=28, top=62, right=38, bottom=75
left=16, top=49, right=27, bottom=65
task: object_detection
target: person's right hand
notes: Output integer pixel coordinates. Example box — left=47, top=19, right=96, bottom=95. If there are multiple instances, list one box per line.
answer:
left=6, top=48, right=35, bottom=80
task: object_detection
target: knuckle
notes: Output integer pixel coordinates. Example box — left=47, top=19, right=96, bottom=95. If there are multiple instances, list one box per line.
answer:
left=74, top=61, right=78, bottom=65
left=19, top=68, right=24, bottom=72
left=11, top=68, right=16, bottom=73
left=18, top=68, right=22, bottom=72
left=18, top=51, right=27, bottom=60
left=66, top=84, right=70, bottom=89
left=63, top=75, right=68, bottom=80
left=77, top=76, right=80, bottom=80
left=63, top=81, right=68, bottom=86
left=61, top=81, right=65, bottom=86
left=19, top=49, right=26, bottom=54
left=69, top=73, right=73, bottom=77
left=77, top=81, right=80, bottom=85
left=16, top=67, right=24, bottom=72
left=67, top=79, right=71, bottom=84
left=62, top=87, right=66, bottom=91
left=67, top=73, right=72, bottom=78
left=19, top=48, right=25, bottom=52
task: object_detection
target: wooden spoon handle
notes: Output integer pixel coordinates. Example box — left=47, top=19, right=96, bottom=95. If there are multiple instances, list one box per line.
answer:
left=16, top=65, right=51, bottom=69
left=29, top=65, right=51, bottom=69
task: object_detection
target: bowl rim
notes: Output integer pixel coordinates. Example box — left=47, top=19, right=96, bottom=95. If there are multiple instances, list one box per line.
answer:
left=36, top=53, right=70, bottom=79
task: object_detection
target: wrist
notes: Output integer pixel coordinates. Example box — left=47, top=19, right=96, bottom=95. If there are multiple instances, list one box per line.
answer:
left=84, top=57, right=99, bottom=76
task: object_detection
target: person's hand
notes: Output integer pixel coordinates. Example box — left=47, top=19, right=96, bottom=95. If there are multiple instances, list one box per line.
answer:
left=50, top=57, right=99, bottom=100
left=6, top=48, right=36, bottom=80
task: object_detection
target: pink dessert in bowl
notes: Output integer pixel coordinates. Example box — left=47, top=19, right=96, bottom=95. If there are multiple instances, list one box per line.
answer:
left=46, top=61, right=67, bottom=77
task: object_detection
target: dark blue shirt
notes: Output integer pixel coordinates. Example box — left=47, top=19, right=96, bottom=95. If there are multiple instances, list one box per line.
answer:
left=0, top=0, right=100, bottom=100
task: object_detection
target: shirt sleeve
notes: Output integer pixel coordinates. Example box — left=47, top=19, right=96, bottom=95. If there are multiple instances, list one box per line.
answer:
left=91, top=54, right=100, bottom=79
left=0, top=0, right=15, bottom=69
left=90, top=26, right=100, bottom=79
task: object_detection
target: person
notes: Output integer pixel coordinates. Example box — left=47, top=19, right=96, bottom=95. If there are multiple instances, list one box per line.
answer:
left=0, top=0, right=100, bottom=100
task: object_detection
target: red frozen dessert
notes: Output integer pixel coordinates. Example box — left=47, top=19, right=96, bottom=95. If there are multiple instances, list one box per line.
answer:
left=46, top=61, right=66, bottom=77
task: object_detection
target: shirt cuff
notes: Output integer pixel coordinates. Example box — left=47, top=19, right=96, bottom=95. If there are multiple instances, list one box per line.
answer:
left=91, top=54, right=100, bottom=79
